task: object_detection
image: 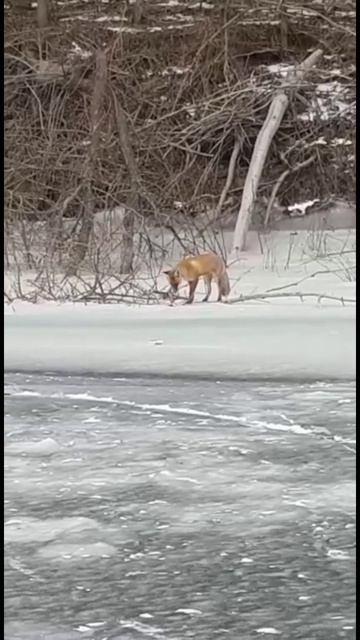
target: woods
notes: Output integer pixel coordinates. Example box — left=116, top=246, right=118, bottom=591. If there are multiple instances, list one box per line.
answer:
left=4, top=0, right=355, bottom=298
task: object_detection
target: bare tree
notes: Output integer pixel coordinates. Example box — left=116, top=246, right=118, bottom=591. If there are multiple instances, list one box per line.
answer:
left=67, top=49, right=107, bottom=275
left=112, top=93, right=140, bottom=274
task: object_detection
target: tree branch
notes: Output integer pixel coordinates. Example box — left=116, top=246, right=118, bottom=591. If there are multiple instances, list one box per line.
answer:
left=227, top=291, right=355, bottom=305
left=214, top=135, right=242, bottom=220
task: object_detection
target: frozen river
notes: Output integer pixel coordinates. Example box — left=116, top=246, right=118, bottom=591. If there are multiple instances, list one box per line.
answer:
left=5, top=372, right=356, bottom=640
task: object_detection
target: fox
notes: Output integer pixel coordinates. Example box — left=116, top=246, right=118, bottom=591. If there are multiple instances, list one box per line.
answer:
left=163, top=252, right=230, bottom=304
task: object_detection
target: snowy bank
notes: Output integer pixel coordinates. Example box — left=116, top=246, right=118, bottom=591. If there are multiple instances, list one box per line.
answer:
left=4, top=302, right=355, bottom=380
left=4, top=230, right=355, bottom=380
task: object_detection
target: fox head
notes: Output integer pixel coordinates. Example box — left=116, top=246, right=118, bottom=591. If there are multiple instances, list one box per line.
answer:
left=163, top=268, right=181, bottom=294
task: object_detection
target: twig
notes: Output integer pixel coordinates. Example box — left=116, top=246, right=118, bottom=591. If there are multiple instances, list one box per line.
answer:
left=265, top=268, right=356, bottom=294
left=227, top=291, right=355, bottom=305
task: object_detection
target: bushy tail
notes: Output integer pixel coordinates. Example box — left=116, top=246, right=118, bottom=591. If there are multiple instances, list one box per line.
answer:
left=219, top=270, right=230, bottom=297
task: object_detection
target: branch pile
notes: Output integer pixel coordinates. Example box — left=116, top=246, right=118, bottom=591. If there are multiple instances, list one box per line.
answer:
left=5, top=0, right=355, bottom=264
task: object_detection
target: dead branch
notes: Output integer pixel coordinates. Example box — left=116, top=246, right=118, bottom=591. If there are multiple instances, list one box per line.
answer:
left=214, top=135, right=242, bottom=220
left=265, top=271, right=353, bottom=294
left=231, top=48, right=323, bottom=256
left=227, top=291, right=355, bottom=305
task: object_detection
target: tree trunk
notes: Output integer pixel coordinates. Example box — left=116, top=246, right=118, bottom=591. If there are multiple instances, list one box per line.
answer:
left=67, top=50, right=107, bottom=275
left=127, top=0, right=143, bottom=24
left=112, top=92, right=140, bottom=274
left=36, top=0, right=49, bottom=28
left=231, top=48, right=323, bottom=257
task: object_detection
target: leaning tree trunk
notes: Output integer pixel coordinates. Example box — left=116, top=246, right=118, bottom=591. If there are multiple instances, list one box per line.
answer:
left=230, top=48, right=323, bottom=257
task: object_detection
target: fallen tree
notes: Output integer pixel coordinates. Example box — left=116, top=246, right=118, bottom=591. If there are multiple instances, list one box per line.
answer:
left=231, top=48, right=323, bottom=257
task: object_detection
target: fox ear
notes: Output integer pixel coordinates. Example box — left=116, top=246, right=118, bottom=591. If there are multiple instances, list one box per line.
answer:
left=163, top=270, right=172, bottom=276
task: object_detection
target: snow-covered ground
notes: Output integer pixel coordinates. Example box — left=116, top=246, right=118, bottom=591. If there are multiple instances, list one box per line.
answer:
left=4, top=230, right=356, bottom=379
left=4, top=302, right=356, bottom=380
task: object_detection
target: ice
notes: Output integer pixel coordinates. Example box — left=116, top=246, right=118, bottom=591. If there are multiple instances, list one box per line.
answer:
left=6, top=438, right=61, bottom=457
left=119, top=619, right=166, bottom=638
left=176, top=608, right=202, bottom=615
left=38, top=542, right=117, bottom=561
left=4, top=623, right=85, bottom=640
left=326, top=549, right=350, bottom=560
left=5, top=516, right=99, bottom=543
left=4, top=368, right=355, bottom=637
left=240, top=558, right=254, bottom=564
left=4, top=304, right=356, bottom=380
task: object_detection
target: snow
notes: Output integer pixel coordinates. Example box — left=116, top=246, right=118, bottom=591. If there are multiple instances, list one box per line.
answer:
left=4, top=229, right=355, bottom=380
left=69, top=42, right=92, bottom=60
left=298, top=80, right=353, bottom=123
left=94, top=14, right=122, bottom=22
left=4, top=303, right=355, bottom=380
left=287, top=200, right=319, bottom=216
left=190, top=2, right=214, bottom=8
left=267, top=63, right=294, bottom=77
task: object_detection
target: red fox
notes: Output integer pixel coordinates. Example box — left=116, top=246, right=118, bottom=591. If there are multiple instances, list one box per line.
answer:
left=163, top=252, right=230, bottom=304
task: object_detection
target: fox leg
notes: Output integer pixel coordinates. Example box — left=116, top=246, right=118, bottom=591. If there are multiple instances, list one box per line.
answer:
left=202, top=274, right=212, bottom=302
left=216, top=277, right=222, bottom=302
left=185, top=278, right=199, bottom=304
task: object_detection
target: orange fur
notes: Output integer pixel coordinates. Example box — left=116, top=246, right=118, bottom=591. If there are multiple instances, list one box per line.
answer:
left=164, top=252, right=230, bottom=304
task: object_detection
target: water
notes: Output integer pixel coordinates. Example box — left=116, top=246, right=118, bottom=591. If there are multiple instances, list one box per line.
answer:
left=5, top=373, right=356, bottom=639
